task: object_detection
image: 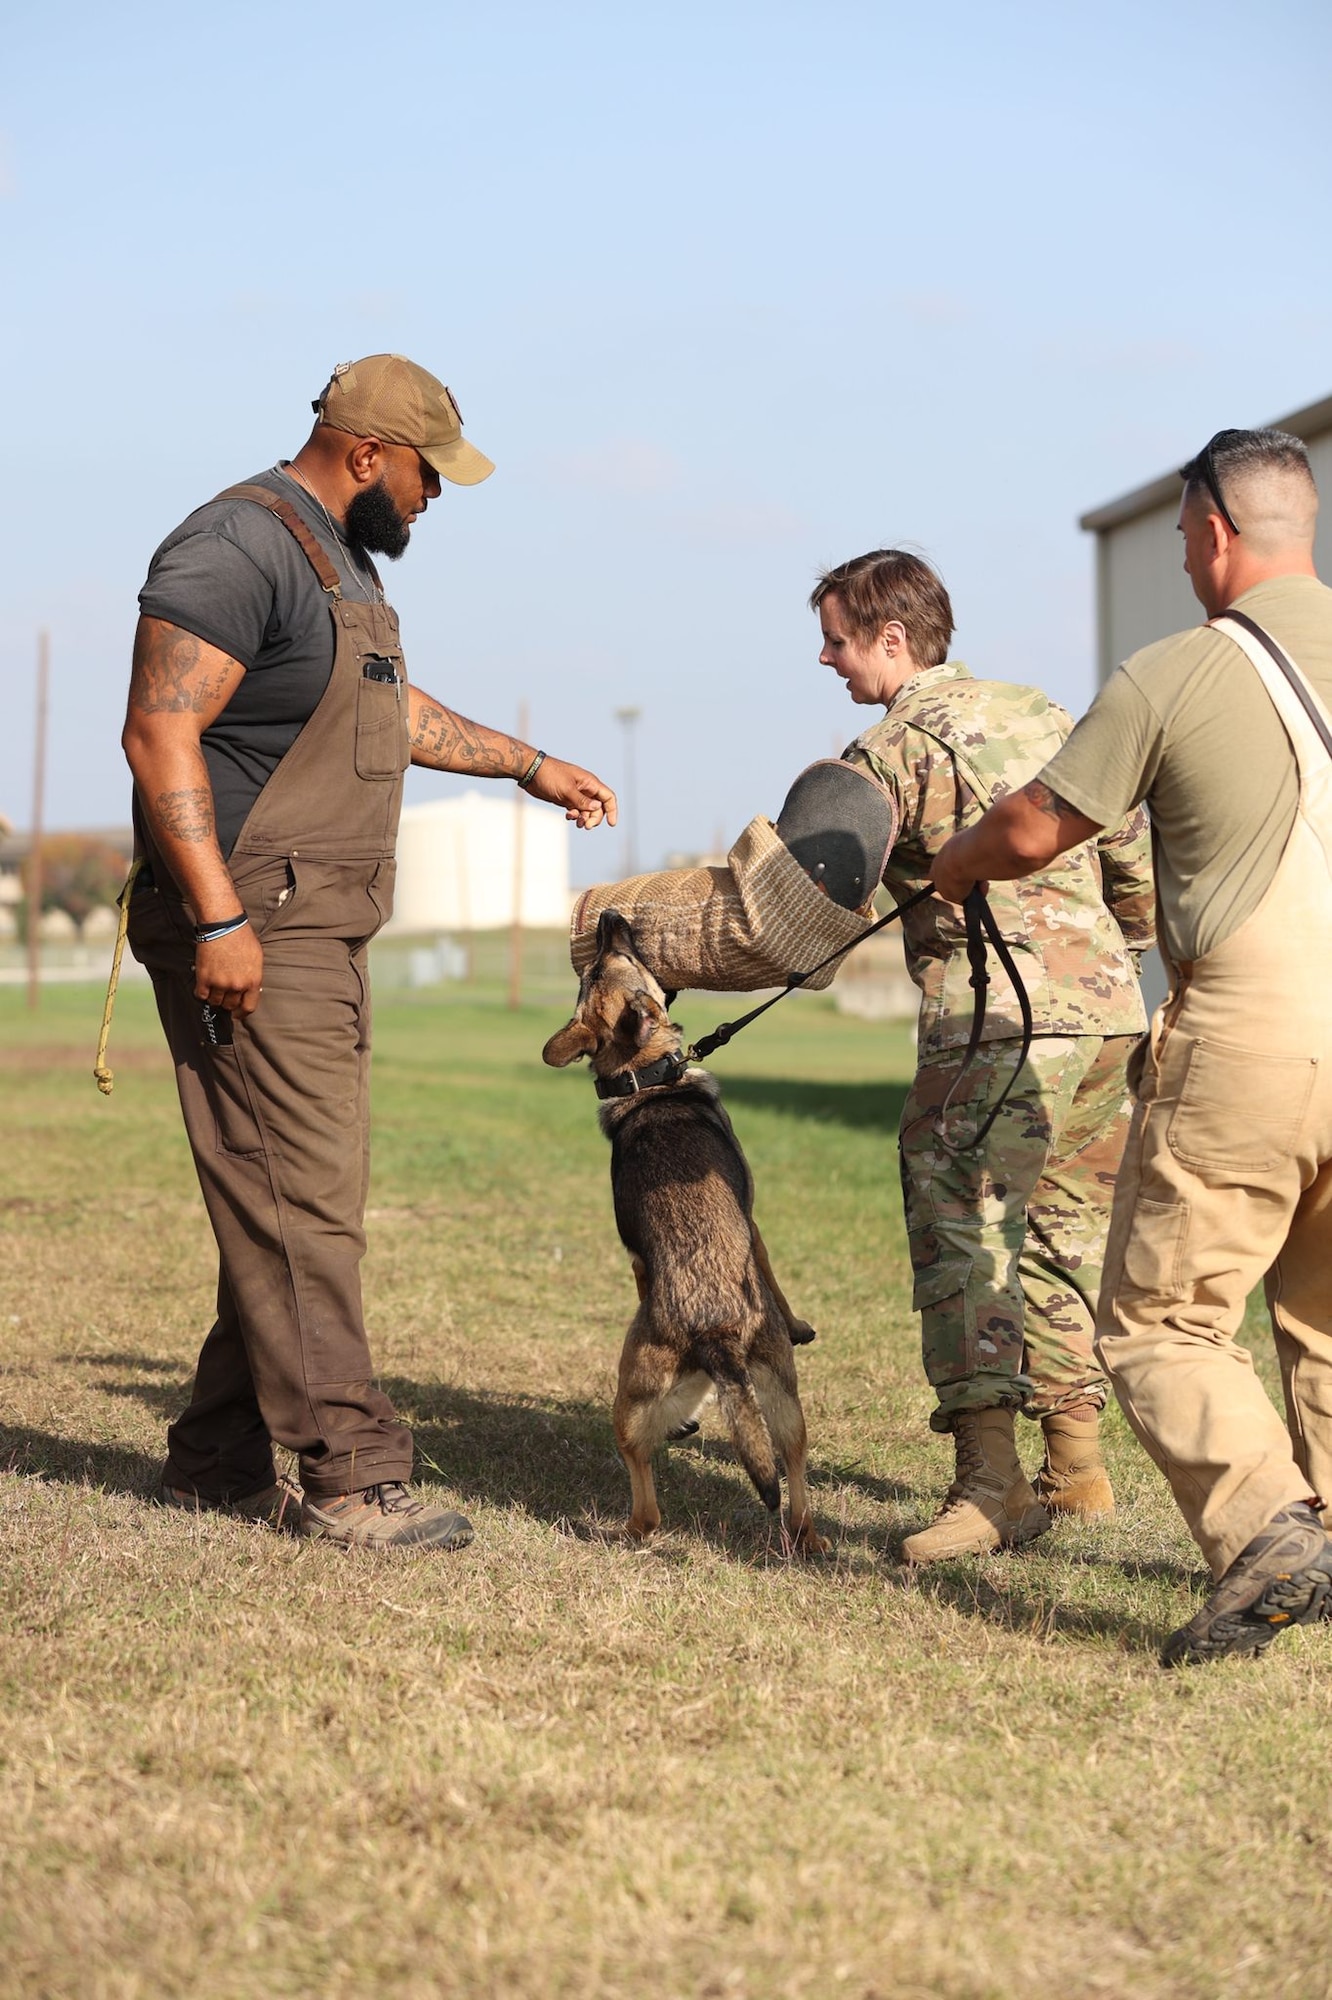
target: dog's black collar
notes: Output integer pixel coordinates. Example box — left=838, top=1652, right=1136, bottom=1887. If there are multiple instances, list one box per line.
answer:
left=594, top=1051, right=691, bottom=1099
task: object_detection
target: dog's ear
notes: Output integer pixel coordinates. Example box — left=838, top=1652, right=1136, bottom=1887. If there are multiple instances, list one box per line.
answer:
left=542, top=1018, right=597, bottom=1067
left=620, top=995, right=664, bottom=1049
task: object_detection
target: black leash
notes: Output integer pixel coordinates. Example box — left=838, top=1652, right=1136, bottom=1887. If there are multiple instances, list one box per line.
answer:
left=685, top=883, right=936, bottom=1063
left=683, top=881, right=1035, bottom=1153
left=935, top=886, right=1035, bottom=1151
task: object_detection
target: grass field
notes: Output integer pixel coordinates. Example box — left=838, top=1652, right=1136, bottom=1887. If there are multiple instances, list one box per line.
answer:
left=3, top=961, right=1331, bottom=2000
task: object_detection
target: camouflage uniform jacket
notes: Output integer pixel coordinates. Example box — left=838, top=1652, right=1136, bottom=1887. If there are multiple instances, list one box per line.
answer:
left=845, top=662, right=1154, bottom=1061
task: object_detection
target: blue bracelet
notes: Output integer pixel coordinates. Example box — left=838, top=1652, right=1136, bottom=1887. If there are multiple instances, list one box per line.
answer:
left=193, top=913, right=249, bottom=944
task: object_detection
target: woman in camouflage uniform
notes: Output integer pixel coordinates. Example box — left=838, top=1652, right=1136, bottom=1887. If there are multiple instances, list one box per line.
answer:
left=816, top=550, right=1154, bottom=1561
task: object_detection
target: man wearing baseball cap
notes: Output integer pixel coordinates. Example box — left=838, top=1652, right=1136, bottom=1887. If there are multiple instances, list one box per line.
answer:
left=122, top=353, right=616, bottom=1551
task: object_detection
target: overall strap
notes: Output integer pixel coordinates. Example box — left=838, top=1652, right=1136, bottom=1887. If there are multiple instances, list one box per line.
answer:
left=214, top=482, right=343, bottom=599
left=1216, top=609, right=1332, bottom=764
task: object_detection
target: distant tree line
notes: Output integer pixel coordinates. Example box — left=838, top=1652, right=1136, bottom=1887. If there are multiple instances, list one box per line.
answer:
left=17, top=834, right=129, bottom=938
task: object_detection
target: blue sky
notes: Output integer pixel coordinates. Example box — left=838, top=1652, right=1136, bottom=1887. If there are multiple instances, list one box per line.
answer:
left=4, top=0, right=1330, bottom=879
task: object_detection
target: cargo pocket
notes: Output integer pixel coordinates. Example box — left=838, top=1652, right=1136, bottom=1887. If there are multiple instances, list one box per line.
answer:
left=230, top=855, right=297, bottom=937
left=1168, top=1040, right=1315, bottom=1172
left=199, top=1042, right=265, bottom=1159
left=1120, top=1196, right=1189, bottom=1296
left=911, top=1253, right=973, bottom=1316
left=354, top=675, right=409, bottom=781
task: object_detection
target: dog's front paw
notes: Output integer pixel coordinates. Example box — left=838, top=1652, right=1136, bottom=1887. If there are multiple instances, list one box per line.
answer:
left=666, top=1418, right=701, bottom=1442
left=788, top=1319, right=817, bottom=1346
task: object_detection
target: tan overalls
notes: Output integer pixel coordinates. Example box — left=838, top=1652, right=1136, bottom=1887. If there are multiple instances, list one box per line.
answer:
left=129, top=485, right=415, bottom=1502
left=1097, top=614, right=1332, bottom=1576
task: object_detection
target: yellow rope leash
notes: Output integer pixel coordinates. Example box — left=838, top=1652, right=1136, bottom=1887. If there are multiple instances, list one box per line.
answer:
left=93, top=856, right=143, bottom=1095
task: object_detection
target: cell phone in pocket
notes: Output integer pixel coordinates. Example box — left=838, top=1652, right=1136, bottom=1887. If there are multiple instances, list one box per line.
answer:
left=201, top=1002, right=234, bottom=1047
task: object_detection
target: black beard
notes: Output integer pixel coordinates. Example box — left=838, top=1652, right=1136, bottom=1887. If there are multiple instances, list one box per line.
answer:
left=346, top=477, right=410, bottom=559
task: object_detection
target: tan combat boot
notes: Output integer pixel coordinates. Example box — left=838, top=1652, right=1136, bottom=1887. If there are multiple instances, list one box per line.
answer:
left=1034, top=1402, right=1115, bottom=1518
left=901, top=1409, right=1051, bottom=1564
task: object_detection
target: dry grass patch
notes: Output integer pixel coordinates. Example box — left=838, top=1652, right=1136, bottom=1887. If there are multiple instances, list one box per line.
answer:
left=2, top=980, right=1331, bottom=2000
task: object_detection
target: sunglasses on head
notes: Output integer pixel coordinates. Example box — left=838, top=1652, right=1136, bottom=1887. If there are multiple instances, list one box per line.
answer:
left=1184, top=429, right=1245, bottom=536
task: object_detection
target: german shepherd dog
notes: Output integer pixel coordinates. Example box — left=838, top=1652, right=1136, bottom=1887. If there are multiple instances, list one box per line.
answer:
left=543, top=911, right=827, bottom=1554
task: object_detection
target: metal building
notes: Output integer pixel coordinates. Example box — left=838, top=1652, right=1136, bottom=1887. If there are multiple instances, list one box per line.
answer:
left=1082, top=392, right=1332, bottom=686
left=386, top=789, right=572, bottom=936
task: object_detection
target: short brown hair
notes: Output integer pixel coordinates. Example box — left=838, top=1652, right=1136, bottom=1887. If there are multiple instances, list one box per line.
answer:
left=810, top=550, right=954, bottom=667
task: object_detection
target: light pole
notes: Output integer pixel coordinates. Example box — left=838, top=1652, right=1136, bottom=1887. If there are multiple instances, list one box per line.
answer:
left=614, top=705, right=642, bottom=875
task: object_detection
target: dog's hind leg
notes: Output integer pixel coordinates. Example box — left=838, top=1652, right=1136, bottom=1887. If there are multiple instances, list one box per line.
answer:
left=613, top=1323, right=705, bottom=1538
left=752, top=1354, right=829, bottom=1557
left=750, top=1223, right=816, bottom=1346
left=694, top=1334, right=781, bottom=1513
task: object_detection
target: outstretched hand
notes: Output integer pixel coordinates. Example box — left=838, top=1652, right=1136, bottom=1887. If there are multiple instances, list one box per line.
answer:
left=526, top=756, right=618, bottom=830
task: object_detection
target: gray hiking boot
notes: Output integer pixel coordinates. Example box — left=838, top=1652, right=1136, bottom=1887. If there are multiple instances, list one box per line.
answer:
left=158, top=1475, right=301, bottom=1532
left=1162, top=1503, right=1332, bottom=1668
left=299, top=1481, right=474, bottom=1552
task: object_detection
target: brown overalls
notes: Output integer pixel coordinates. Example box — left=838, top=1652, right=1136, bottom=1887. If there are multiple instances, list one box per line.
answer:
left=129, top=485, right=415, bottom=1501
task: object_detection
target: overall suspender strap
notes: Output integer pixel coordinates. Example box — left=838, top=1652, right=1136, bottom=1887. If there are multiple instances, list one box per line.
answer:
left=1218, top=609, right=1332, bottom=764
left=214, top=483, right=344, bottom=598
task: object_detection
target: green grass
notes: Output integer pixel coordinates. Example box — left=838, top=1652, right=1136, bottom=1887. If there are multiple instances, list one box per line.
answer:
left=2, top=974, right=1330, bottom=2000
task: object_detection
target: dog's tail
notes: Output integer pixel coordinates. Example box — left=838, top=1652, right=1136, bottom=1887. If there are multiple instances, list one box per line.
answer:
left=694, top=1336, right=780, bottom=1512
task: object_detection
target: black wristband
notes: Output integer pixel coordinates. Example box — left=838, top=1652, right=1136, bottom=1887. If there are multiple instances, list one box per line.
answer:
left=518, top=749, right=546, bottom=789
left=194, top=913, right=250, bottom=944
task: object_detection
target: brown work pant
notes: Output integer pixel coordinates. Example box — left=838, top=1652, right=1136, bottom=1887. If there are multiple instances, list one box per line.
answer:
left=133, top=889, right=412, bottom=1500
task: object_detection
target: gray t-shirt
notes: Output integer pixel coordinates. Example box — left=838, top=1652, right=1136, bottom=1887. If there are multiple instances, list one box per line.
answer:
left=137, top=466, right=390, bottom=856
left=1042, top=573, right=1332, bottom=962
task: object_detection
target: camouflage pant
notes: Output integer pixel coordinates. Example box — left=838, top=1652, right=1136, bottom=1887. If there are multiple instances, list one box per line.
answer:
left=899, top=1035, right=1136, bottom=1432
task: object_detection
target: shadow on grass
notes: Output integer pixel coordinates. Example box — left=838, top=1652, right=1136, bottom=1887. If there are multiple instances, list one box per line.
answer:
left=718, top=1075, right=909, bottom=1134
left=0, top=1397, right=1196, bottom=1638
left=51, top=1357, right=879, bottom=1562
left=896, top=1562, right=1173, bottom=1656
left=384, top=1374, right=877, bottom=1563
left=66, top=1352, right=185, bottom=1373
left=0, top=1424, right=161, bottom=1496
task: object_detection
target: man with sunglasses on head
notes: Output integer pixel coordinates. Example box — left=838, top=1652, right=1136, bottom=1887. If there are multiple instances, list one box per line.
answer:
left=932, top=426, right=1332, bottom=1665
left=123, top=354, right=616, bottom=1552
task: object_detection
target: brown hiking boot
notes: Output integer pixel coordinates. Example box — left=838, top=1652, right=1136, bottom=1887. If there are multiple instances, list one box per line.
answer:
left=299, top=1482, right=474, bottom=1552
left=901, top=1409, right=1050, bottom=1564
left=158, top=1475, right=301, bottom=1532
left=1034, top=1402, right=1115, bottom=1518
left=1161, top=1503, right=1332, bottom=1667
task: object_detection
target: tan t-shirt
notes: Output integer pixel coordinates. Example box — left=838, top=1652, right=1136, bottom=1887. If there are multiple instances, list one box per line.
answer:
left=1041, top=573, right=1332, bottom=963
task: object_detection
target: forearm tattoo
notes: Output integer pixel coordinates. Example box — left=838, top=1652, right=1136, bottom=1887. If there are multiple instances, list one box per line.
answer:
left=155, top=787, right=215, bottom=844
left=410, top=698, right=523, bottom=776
left=130, top=623, right=236, bottom=714
left=1023, top=778, right=1079, bottom=821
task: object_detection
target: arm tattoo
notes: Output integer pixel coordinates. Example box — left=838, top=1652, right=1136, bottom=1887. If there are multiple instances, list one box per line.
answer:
left=410, top=698, right=521, bottom=776
left=155, top=788, right=215, bottom=844
left=130, top=623, right=237, bottom=715
left=1023, top=778, right=1079, bottom=821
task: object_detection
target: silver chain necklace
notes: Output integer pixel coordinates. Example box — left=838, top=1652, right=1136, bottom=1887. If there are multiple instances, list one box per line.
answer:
left=274, top=462, right=384, bottom=604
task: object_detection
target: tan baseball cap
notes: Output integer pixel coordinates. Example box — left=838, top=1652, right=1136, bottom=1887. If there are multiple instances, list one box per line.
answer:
left=311, top=354, right=495, bottom=486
